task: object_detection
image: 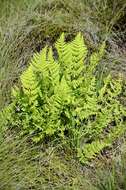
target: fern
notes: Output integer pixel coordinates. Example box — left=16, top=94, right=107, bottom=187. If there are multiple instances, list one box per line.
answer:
left=1, top=33, right=126, bottom=163
left=20, top=66, right=40, bottom=104
left=78, top=140, right=110, bottom=164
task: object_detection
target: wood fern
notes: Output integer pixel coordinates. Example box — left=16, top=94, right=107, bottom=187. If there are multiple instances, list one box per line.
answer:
left=1, top=33, right=126, bottom=163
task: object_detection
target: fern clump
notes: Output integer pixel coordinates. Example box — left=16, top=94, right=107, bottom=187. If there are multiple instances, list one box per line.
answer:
left=1, top=33, right=126, bottom=163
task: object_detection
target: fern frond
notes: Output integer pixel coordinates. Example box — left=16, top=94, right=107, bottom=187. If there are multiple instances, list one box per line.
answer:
left=20, top=66, right=40, bottom=103
left=31, top=46, right=48, bottom=74
left=70, top=33, right=88, bottom=78
left=47, top=47, right=60, bottom=83
left=107, top=123, right=126, bottom=144
left=72, top=33, right=87, bottom=62
left=78, top=140, right=110, bottom=163
left=55, top=33, right=72, bottom=79
left=55, top=33, right=71, bottom=63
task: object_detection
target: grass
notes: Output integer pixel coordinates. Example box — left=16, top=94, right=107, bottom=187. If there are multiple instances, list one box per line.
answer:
left=1, top=132, right=126, bottom=189
left=93, top=143, right=126, bottom=190
left=0, top=0, right=126, bottom=189
left=0, top=132, right=96, bottom=190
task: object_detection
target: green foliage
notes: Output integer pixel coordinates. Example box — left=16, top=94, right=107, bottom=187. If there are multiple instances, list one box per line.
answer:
left=1, top=33, right=126, bottom=163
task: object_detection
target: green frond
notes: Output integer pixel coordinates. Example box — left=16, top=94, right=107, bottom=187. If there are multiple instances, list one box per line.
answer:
left=55, top=33, right=72, bottom=78
left=55, top=33, right=70, bottom=62
left=98, top=74, right=111, bottom=100
left=65, top=33, right=88, bottom=83
left=71, top=33, right=87, bottom=63
left=30, top=52, right=40, bottom=69
left=47, top=47, right=60, bottom=83
left=31, top=46, right=48, bottom=74
left=20, top=66, right=40, bottom=102
left=47, top=47, right=55, bottom=64
left=55, top=33, right=65, bottom=58
left=55, top=76, right=72, bottom=102
left=78, top=140, right=110, bottom=163
left=107, top=123, right=126, bottom=144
